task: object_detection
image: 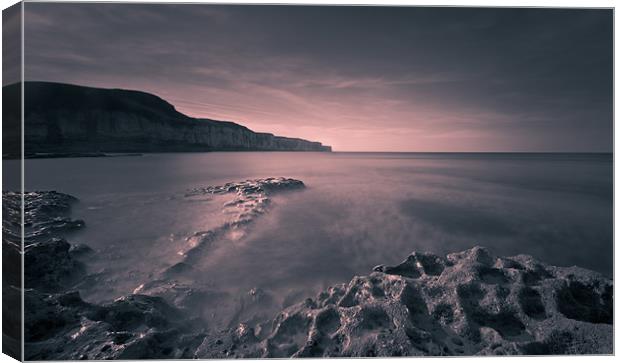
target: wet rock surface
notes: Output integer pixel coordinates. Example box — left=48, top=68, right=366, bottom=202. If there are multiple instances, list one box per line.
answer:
left=178, top=177, right=305, bottom=266
left=24, top=290, right=205, bottom=360
left=13, top=180, right=309, bottom=359
left=2, top=192, right=24, bottom=357
left=186, top=177, right=305, bottom=197
left=7, top=183, right=613, bottom=359
left=20, top=191, right=84, bottom=246
left=25, top=238, right=86, bottom=292
left=10, top=191, right=204, bottom=360
left=8, top=191, right=88, bottom=292
left=2, top=191, right=92, bottom=358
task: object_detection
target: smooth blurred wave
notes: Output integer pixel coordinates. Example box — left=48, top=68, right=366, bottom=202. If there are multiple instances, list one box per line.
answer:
left=6, top=152, right=611, bottom=321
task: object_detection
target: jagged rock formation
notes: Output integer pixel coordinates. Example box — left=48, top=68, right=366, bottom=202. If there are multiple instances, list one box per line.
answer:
left=199, top=247, right=613, bottom=357
left=2, top=82, right=331, bottom=157
left=24, top=290, right=205, bottom=360
left=4, top=185, right=613, bottom=359
left=3, top=191, right=86, bottom=293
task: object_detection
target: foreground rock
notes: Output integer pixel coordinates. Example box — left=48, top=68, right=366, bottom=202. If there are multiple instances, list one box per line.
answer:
left=197, top=247, right=612, bottom=357
left=3, top=191, right=89, bottom=359
left=12, top=191, right=202, bottom=360
left=25, top=290, right=205, bottom=360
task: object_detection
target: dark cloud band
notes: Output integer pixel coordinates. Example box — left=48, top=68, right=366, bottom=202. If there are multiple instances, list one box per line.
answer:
left=23, top=4, right=612, bottom=152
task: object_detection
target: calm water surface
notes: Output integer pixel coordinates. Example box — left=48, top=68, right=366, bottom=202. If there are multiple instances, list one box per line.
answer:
left=16, top=152, right=613, bottom=325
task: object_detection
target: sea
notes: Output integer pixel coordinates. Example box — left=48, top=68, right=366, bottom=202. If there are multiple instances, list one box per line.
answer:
left=8, top=151, right=613, bottom=328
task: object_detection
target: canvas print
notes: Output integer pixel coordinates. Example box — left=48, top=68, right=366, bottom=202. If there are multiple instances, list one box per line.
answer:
left=1, top=1, right=614, bottom=360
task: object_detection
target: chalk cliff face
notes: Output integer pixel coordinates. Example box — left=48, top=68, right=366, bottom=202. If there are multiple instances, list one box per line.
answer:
left=2, top=82, right=331, bottom=156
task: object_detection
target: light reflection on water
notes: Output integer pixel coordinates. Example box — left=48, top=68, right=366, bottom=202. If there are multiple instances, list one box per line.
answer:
left=16, top=152, right=612, bottom=325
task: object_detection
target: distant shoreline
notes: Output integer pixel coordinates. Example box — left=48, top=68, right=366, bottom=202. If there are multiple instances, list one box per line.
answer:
left=2, top=150, right=612, bottom=160
left=3, top=149, right=333, bottom=160
left=332, top=151, right=613, bottom=155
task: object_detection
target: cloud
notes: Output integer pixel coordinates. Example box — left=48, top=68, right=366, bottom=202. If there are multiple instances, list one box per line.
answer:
left=22, top=3, right=612, bottom=151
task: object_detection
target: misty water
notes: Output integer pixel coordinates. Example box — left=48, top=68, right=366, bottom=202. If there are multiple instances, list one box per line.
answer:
left=17, top=152, right=613, bottom=329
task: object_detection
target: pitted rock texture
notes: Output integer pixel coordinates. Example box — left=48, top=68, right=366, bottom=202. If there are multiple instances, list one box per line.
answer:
left=198, top=247, right=612, bottom=357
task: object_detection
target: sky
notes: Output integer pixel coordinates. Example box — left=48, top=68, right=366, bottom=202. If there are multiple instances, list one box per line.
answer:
left=22, top=3, right=613, bottom=152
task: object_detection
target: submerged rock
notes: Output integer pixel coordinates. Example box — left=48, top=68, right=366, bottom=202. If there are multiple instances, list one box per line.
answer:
left=186, top=177, right=304, bottom=229
left=199, top=246, right=612, bottom=357
left=186, top=177, right=305, bottom=197
left=177, top=178, right=305, bottom=266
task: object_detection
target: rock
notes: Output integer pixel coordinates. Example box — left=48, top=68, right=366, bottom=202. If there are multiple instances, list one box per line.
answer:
left=24, top=290, right=204, bottom=360
left=24, top=238, right=85, bottom=292
left=186, top=177, right=305, bottom=198
left=93, top=295, right=184, bottom=331
left=200, top=246, right=612, bottom=357
left=133, top=280, right=229, bottom=319
left=3, top=191, right=84, bottom=245
left=4, top=191, right=87, bottom=292
left=178, top=178, right=305, bottom=265
left=69, top=243, right=95, bottom=258
left=20, top=191, right=84, bottom=245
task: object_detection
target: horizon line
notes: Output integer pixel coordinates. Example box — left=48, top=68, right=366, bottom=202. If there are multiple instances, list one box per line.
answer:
left=330, top=151, right=613, bottom=154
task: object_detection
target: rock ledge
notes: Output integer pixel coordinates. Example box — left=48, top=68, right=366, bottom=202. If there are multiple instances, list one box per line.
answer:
left=198, top=246, right=613, bottom=357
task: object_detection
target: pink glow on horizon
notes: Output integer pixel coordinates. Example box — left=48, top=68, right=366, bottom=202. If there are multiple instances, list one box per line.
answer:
left=153, top=83, right=535, bottom=152
left=41, top=74, right=578, bottom=153
left=25, top=62, right=602, bottom=153
left=21, top=4, right=613, bottom=153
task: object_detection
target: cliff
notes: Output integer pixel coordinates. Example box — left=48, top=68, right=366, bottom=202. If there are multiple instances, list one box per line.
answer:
left=2, top=82, right=331, bottom=157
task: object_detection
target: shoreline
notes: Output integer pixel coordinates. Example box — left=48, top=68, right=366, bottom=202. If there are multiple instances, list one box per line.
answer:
left=1, top=150, right=611, bottom=161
